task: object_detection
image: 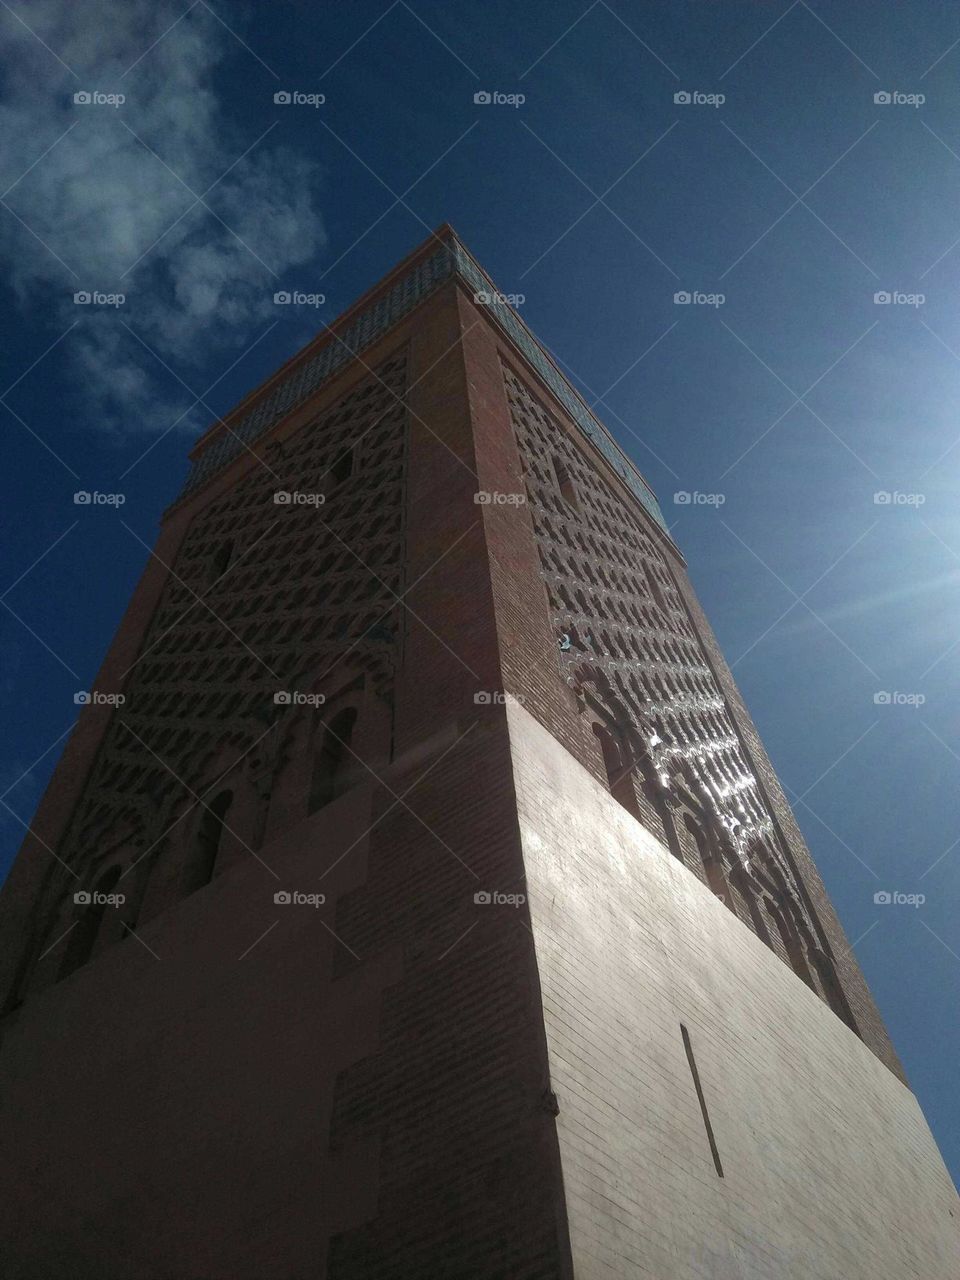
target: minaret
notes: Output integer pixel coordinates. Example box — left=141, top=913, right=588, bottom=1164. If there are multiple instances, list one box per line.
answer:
left=0, top=227, right=956, bottom=1279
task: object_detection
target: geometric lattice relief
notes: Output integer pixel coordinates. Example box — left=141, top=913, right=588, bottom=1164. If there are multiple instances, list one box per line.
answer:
left=503, top=360, right=857, bottom=1029
left=10, top=352, right=408, bottom=1005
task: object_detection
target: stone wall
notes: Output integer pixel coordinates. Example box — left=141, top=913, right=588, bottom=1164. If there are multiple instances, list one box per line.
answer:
left=508, top=697, right=958, bottom=1279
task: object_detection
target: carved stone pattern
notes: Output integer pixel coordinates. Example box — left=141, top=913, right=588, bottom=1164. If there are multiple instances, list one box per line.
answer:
left=55, top=352, right=409, bottom=879
left=502, top=363, right=818, bottom=938
left=449, top=237, right=667, bottom=532
left=178, top=245, right=453, bottom=499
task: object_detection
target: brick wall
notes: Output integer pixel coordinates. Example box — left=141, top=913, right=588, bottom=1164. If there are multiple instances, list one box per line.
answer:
left=672, top=570, right=904, bottom=1077
left=0, top=239, right=940, bottom=1279
left=325, top=720, right=571, bottom=1280
left=456, top=289, right=903, bottom=1077
left=0, top=281, right=576, bottom=1278
left=507, top=697, right=959, bottom=1279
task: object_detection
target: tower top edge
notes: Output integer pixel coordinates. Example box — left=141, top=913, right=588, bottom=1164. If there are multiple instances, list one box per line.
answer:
left=169, top=225, right=667, bottom=535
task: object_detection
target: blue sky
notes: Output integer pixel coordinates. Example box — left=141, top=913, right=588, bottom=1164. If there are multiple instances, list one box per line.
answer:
left=1, top=0, right=958, bottom=1182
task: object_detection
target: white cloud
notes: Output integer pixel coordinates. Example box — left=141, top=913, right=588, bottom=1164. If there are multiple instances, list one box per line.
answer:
left=0, top=0, right=326, bottom=432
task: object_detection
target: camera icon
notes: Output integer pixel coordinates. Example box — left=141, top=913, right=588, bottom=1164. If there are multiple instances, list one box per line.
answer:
left=274, top=890, right=291, bottom=904
left=274, top=290, right=291, bottom=304
left=473, top=290, right=490, bottom=304
left=873, top=291, right=891, bottom=304
left=674, top=91, right=691, bottom=105
left=473, top=491, right=492, bottom=504
left=73, top=490, right=92, bottom=504
left=673, top=491, right=691, bottom=504
left=73, top=290, right=91, bottom=304
left=74, top=691, right=91, bottom=705
left=873, top=491, right=891, bottom=505
left=874, top=890, right=892, bottom=904
left=273, top=491, right=292, bottom=504
left=474, top=890, right=492, bottom=904
left=673, top=291, right=691, bottom=304
left=474, top=91, right=492, bottom=104
left=73, top=91, right=92, bottom=105
left=74, top=891, right=91, bottom=905
left=274, top=691, right=292, bottom=705
left=873, top=691, right=891, bottom=704
left=874, top=91, right=891, bottom=105
left=474, top=691, right=492, bottom=704
left=274, top=91, right=292, bottom=105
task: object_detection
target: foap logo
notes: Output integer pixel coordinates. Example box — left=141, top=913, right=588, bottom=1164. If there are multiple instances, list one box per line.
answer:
left=873, top=290, right=925, bottom=307
left=673, top=491, right=725, bottom=506
left=274, top=889, right=327, bottom=906
left=273, top=690, right=326, bottom=708
left=473, top=691, right=525, bottom=706
left=74, top=490, right=126, bottom=506
left=73, top=90, right=125, bottom=108
left=474, top=289, right=525, bottom=307
left=873, top=691, right=926, bottom=707
left=273, top=290, right=325, bottom=307
left=74, top=290, right=125, bottom=307
left=75, top=690, right=126, bottom=707
left=474, top=490, right=526, bottom=505
left=273, top=490, right=325, bottom=507
left=74, top=889, right=125, bottom=906
left=674, top=90, right=725, bottom=108
left=673, top=290, right=725, bottom=307
left=873, top=490, right=925, bottom=506
left=473, top=90, right=526, bottom=108
left=474, top=889, right=526, bottom=907
left=874, top=890, right=925, bottom=907
left=874, top=90, right=925, bottom=108
left=274, top=90, right=326, bottom=107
